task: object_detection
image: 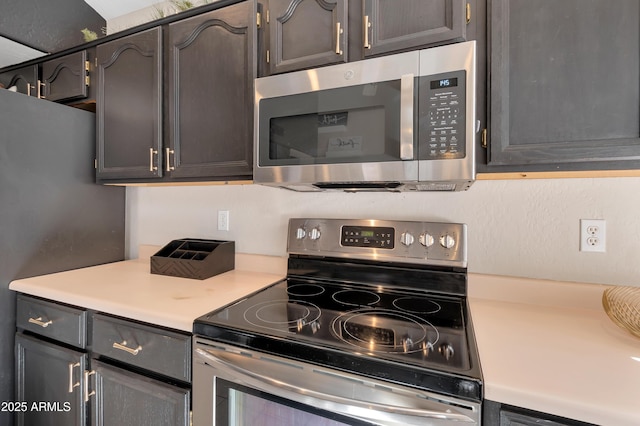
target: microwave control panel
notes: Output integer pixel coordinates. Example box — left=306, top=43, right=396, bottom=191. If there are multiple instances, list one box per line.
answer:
left=419, top=70, right=466, bottom=160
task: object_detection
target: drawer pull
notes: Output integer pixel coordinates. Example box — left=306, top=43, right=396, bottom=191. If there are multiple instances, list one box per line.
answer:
left=84, top=370, right=96, bottom=402
left=113, top=341, right=142, bottom=356
left=68, top=362, right=80, bottom=393
left=28, top=317, right=52, bottom=328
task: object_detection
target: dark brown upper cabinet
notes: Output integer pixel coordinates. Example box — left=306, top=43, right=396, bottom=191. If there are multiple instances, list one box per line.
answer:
left=262, top=0, right=473, bottom=75
left=0, top=65, right=38, bottom=96
left=41, top=50, right=91, bottom=103
left=96, top=27, right=164, bottom=181
left=363, top=0, right=468, bottom=58
left=96, top=0, right=257, bottom=183
left=486, top=0, right=640, bottom=170
left=167, top=1, right=256, bottom=180
left=265, top=0, right=348, bottom=74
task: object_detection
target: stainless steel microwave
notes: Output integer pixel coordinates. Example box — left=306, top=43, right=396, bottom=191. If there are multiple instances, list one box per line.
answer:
left=254, top=41, right=477, bottom=192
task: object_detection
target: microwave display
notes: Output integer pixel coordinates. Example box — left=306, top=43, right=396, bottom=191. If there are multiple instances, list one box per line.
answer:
left=430, top=78, right=458, bottom=89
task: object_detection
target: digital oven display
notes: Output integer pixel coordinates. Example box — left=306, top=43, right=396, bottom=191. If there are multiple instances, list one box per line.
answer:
left=430, top=77, right=458, bottom=89
left=341, top=226, right=394, bottom=249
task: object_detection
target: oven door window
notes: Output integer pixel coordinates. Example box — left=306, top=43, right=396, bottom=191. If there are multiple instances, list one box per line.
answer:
left=258, top=80, right=410, bottom=166
left=217, top=379, right=374, bottom=426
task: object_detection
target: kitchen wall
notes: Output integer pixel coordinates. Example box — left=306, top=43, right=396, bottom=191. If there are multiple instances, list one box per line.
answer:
left=127, top=177, right=640, bottom=287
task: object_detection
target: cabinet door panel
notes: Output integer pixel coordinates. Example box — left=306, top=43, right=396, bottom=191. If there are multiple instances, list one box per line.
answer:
left=96, top=27, right=163, bottom=180
left=42, top=50, right=88, bottom=102
left=488, top=0, right=640, bottom=167
left=0, top=65, right=38, bottom=96
left=268, top=0, right=347, bottom=74
left=168, top=1, right=255, bottom=179
left=92, top=360, right=189, bottom=426
left=15, top=333, right=87, bottom=426
left=363, top=0, right=467, bottom=57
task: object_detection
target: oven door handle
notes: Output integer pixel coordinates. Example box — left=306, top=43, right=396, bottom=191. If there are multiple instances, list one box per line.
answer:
left=196, top=347, right=477, bottom=424
left=400, top=73, right=415, bottom=160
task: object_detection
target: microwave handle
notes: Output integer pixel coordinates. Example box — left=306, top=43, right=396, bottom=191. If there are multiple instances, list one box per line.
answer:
left=400, top=74, right=414, bottom=160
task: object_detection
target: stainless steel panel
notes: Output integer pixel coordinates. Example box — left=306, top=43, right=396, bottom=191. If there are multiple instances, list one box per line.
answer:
left=193, top=339, right=480, bottom=425
left=286, top=218, right=467, bottom=268
left=418, top=41, right=476, bottom=183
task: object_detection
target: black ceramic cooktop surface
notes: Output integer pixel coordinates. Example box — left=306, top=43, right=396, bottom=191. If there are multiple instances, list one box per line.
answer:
left=195, top=278, right=474, bottom=375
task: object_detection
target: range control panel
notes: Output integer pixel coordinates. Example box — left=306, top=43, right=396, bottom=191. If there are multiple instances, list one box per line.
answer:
left=420, top=70, right=466, bottom=160
left=288, top=218, right=467, bottom=268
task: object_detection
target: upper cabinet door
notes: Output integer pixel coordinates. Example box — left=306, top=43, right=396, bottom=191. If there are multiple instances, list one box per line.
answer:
left=363, top=0, right=468, bottom=58
left=96, top=27, right=163, bottom=180
left=167, top=1, right=256, bottom=179
left=488, top=0, right=640, bottom=168
left=42, top=50, right=88, bottom=102
left=0, top=65, right=38, bottom=96
left=267, top=0, right=348, bottom=74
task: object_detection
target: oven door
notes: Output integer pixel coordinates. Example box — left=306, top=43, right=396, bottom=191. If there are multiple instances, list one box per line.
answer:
left=193, top=339, right=480, bottom=426
left=254, top=51, right=420, bottom=188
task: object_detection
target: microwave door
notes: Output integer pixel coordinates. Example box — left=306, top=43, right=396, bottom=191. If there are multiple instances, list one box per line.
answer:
left=259, top=79, right=410, bottom=167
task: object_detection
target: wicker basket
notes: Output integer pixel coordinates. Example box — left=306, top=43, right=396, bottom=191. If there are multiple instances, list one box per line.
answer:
left=602, top=286, right=640, bottom=339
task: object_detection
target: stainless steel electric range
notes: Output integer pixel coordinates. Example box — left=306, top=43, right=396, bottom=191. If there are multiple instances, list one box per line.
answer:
left=193, top=219, right=482, bottom=425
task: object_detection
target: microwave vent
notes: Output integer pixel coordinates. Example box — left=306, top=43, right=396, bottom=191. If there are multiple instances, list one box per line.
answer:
left=414, top=183, right=458, bottom=191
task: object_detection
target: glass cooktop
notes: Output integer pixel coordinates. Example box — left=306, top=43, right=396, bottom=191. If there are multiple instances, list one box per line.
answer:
left=195, top=277, right=472, bottom=375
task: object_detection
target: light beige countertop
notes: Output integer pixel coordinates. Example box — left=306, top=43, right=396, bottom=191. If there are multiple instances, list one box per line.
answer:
left=469, top=274, right=640, bottom=426
left=9, top=249, right=287, bottom=332
left=10, top=254, right=639, bottom=425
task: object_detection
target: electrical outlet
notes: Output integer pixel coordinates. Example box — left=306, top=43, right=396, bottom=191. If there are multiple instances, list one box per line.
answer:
left=580, top=219, right=606, bottom=252
left=218, top=210, right=229, bottom=231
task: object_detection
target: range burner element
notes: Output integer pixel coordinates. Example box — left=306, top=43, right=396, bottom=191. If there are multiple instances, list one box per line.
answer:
left=332, top=289, right=381, bottom=307
left=332, top=308, right=439, bottom=355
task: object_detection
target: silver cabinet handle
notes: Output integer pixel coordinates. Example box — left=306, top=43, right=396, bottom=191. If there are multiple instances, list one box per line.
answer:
left=149, top=148, right=158, bottom=172
left=165, top=148, right=175, bottom=172
left=364, top=15, right=371, bottom=49
left=400, top=73, right=414, bottom=160
left=113, top=341, right=142, bottom=356
left=28, top=317, right=52, bottom=328
left=27, top=83, right=32, bottom=96
left=335, top=22, right=343, bottom=55
left=68, top=362, right=80, bottom=393
left=83, top=370, right=95, bottom=403
left=38, top=80, right=46, bottom=99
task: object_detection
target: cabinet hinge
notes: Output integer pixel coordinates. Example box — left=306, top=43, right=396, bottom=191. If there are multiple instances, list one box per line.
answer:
left=94, top=159, right=97, bottom=169
left=95, top=57, right=98, bottom=67
left=481, top=128, right=487, bottom=149
left=466, top=3, right=471, bottom=24
left=257, top=12, right=261, bottom=28
left=266, top=9, right=269, bottom=24
left=85, top=75, right=90, bottom=86
left=266, top=49, right=270, bottom=64
left=85, top=60, right=90, bottom=72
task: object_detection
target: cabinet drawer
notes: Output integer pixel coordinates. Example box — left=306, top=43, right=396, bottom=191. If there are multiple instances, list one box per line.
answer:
left=16, top=294, right=87, bottom=348
left=92, top=313, right=191, bottom=382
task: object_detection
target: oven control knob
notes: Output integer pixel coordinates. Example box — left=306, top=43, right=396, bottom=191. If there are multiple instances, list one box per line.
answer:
left=296, top=228, right=307, bottom=240
left=309, top=227, right=321, bottom=241
left=439, top=234, right=456, bottom=249
left=400, top=232, right=414, bottom=246
left=439, top=343, right=455, bottom=361
left=419, top=233, right=435, bottom=247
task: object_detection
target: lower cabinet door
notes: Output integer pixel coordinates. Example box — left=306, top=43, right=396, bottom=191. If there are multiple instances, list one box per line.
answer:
left=91, top=360, right=190, bottom=426
left=15, top=332, right=88, bottom=426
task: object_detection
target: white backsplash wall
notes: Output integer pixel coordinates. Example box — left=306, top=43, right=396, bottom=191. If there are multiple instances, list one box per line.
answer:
left=127, top=177, right=640, bottom=287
